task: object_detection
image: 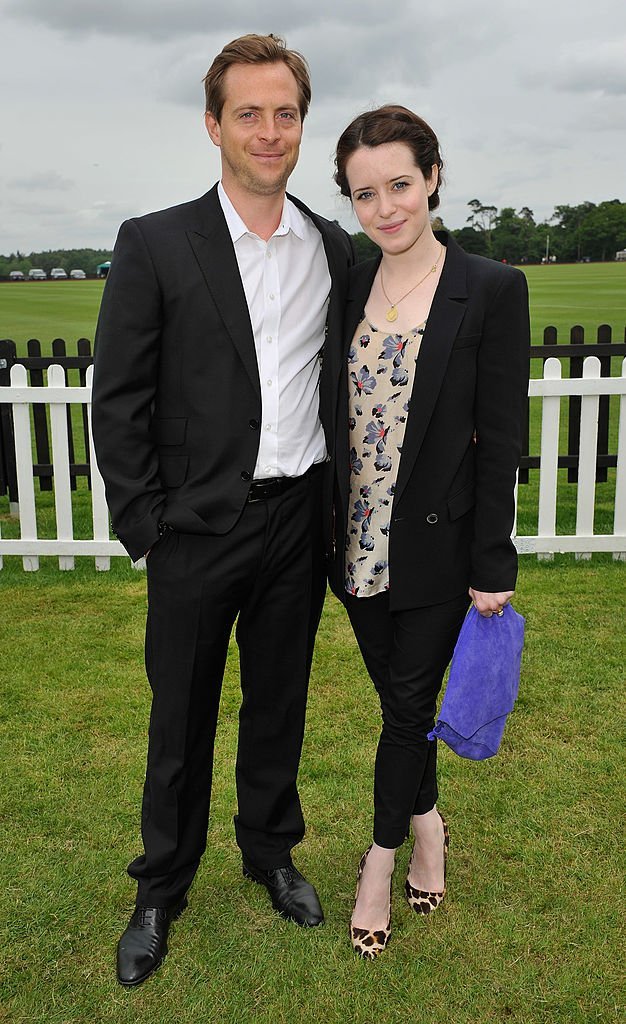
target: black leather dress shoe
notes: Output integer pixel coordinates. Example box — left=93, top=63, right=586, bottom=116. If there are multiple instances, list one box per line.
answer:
left=242, top=860, right=324, bottom=926
left=116, top=898, right=187, bottom=987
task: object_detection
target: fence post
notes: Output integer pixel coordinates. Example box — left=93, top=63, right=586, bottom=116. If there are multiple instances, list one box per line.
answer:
left=594, top=324, right=613, bottom=483
left=614, top=357, right=626, bottom=562
left=27, top=338, right=53, bottom=491
left=0, top=339, right=19, bottom=509
left=566, top=325, right=585, bottom=482
left=78, top=338, right=93, bottom=487
left=52, top=338, right=78, bottom=491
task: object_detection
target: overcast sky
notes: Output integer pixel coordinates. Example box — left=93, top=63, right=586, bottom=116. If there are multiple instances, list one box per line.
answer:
left=1, top=0, right=625, bottom=253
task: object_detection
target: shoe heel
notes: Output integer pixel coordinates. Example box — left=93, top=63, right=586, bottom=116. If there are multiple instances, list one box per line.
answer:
left=349, top=847, right=392, bottom=960
left=405, top=810, right=449, bottom=916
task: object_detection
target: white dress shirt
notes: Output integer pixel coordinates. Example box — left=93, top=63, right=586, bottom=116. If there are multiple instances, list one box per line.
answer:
left=218, top=183, right=331, bottom=479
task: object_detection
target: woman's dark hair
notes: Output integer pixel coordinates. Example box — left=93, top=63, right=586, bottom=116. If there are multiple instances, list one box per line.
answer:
left=334, top=105, right=444, bottom=211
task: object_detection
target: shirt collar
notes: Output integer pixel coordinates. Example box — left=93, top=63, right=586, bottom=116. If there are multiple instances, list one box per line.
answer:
left=217, top=182, right=307, bottom=242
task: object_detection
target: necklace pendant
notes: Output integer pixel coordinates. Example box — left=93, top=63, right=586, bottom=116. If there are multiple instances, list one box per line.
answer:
left=386, top=305, right=398, bottom=323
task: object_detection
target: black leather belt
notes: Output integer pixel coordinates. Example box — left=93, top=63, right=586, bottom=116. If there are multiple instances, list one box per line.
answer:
left=247, top=475, right=302, bottom=503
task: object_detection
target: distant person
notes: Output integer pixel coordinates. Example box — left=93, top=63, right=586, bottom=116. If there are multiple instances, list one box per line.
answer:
left=92, top=33, right=353, bottom=987
left=329, top=105, right=529, bottom=958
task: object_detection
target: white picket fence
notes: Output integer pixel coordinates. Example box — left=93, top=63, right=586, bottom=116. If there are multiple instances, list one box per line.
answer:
left=1, top=357, right=625, bottom=570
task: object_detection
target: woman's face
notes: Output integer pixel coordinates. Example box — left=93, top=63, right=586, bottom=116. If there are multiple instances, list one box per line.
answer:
left=345, top=142, right=437, bottom=256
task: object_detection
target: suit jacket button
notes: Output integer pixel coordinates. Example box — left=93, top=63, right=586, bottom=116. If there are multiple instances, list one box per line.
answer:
left=249, top=419, right=259, bottom=430
left=241, top=470, right=251, bottom=481
left=426, top=513, right=439, bottom=524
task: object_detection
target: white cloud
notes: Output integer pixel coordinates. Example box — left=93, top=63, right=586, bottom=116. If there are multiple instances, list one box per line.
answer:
left=0, top=0, right=624, bottom=250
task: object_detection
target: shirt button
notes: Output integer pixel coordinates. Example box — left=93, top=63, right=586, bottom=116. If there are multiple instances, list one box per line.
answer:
left=266, top=336, right=272, bottom=343
left=269, top=293, right=275, bottom=300
left=426, top=513, right=439, bottom=524
left=241, top=470, right=251, bottom=481
left=267, top=379, right=272, bottom=387
left=265, top=424, right=272, bottom=431
left=265, top=466, right=272, bottom=475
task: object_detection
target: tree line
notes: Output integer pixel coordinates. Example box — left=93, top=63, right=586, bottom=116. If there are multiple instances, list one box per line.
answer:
left=0, top=248, right=113, bottom=277
left=351, top=199, right=626, bottom=265
left=1, top=199, right=625, bottom=276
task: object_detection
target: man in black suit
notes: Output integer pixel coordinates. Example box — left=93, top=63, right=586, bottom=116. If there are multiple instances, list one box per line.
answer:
left=92, top=33, right=353, bottom=987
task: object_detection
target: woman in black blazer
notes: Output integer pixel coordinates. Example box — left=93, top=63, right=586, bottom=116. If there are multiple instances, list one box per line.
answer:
left=330, top=106, right=530, bottom=958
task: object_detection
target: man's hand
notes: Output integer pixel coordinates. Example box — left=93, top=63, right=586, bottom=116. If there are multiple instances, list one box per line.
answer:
left=468, top=588, right=514, bottom=618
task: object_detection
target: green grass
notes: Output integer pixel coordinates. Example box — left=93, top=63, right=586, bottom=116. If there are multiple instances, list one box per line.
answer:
left=0, top=263, right=625, bottom=353
left=519, top=263, right=626, bottom=342
left=0, top=561, right=624, bottom=1023
left=0, top=264, right=625, bottom=1022
left=0, top=280, right=104, bottom=350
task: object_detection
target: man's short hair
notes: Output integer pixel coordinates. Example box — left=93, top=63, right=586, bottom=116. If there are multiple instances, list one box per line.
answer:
left=203, top=33, right=311, bottom=122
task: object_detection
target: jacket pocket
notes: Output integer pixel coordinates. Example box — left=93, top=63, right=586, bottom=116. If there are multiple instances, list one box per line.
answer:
left=159, top=455, right=189, bottom=488
left=151, top=417, right=187, bottom=445
left=452, top=333, right=480, bottom=350
left=447, top=481, right=475, bottom=521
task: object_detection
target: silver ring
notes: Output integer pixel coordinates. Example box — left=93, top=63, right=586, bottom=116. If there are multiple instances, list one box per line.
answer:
left=496, top=608, right=504, bottom=617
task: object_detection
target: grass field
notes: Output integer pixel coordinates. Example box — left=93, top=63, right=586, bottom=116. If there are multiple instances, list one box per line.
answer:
left=0, top=558, right=624, bottom=1023
left=520, top=262, right=626, bottom=341
left=0, top=260, right=625, bottom=1023
left=0, top=262, right=625, bottom=350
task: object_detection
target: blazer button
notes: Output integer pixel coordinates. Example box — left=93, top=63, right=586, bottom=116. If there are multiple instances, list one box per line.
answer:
left=241, top=470, right=251, bottom=481
left=426, top=513, right=439, bottom=524
left=249, top=419, right=259, bottom=430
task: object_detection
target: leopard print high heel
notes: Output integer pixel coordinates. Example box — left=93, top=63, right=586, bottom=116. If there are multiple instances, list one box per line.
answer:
left=405, top=811, right=449, bottom=915
left=349, top=847, right=392, bottom=959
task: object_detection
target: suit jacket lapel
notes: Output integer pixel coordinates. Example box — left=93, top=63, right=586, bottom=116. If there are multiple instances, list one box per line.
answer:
left=394, top=233, right=469, bottom=504
left=186, top=186, right=260, bottom=398
left=335, top=256, right=381, bottom=512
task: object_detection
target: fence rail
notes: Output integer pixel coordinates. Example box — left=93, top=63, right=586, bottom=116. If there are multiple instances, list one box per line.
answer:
left=0, top=355, right=625, bottom=570
left=2, top=327, right=626, bottom=504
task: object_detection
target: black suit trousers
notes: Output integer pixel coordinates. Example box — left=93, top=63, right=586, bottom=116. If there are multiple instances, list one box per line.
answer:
left=128, top=470, right=326, bottom=907
left=345, top=590, right=469, bottom=849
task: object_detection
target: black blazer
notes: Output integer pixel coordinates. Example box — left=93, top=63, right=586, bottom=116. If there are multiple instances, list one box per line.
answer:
left=92, top=185, right=354, bottom=562
left=328, top=232, right=530, bottom=611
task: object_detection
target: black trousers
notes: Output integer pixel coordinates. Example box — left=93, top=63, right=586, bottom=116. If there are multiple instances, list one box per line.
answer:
left=344, top=590, right=469, bottom=849
left=128, top=471, right=326, bottom=908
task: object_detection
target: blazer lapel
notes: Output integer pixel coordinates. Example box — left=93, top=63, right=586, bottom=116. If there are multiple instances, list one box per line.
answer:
left=344, top=256, right=380, bottom=352
left=394, top=233, right=469, bottom=504
left=186, top=186, right=260, bottom=398
left=334, top=257, right=381, bottom=512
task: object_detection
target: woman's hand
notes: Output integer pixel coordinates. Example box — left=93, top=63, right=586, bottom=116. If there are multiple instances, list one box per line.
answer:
left=468, top=588, right=514, bottom=618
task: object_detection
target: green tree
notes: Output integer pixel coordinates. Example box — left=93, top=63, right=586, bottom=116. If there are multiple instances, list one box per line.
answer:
left=550, top=202, right=596, bottom=261
left=351, top=231, right=380, bottom=263
left=466, top=199, right=497, bottom=255
left=579, top=200, right=626, bottom=261
left=452, top=226, right=490, bottom=256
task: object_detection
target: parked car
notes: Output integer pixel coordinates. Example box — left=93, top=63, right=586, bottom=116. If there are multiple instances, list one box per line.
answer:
left=28, top=268, right=47, bottom=280
left=9, top=270, right=25, bottom=281
left=69, top=269, right=87, bottom=279
left=50, top=267, right=68, bottom=279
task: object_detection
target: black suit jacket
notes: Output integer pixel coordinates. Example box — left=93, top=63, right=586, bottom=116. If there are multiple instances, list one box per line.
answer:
left=328, top=232, right=530, bottom=610
left=92, top=185, right=354, bottom=562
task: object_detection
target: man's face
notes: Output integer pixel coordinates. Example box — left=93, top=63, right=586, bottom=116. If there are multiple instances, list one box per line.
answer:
left=205, top=61, right=303, bottom=199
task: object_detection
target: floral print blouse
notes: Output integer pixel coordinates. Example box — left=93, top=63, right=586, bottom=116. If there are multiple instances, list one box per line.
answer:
left=345, top=315, right=426, bottom=598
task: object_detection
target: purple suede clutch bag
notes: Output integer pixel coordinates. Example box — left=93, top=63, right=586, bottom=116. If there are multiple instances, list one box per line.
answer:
left=427, top=603, right=525, bottom=760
